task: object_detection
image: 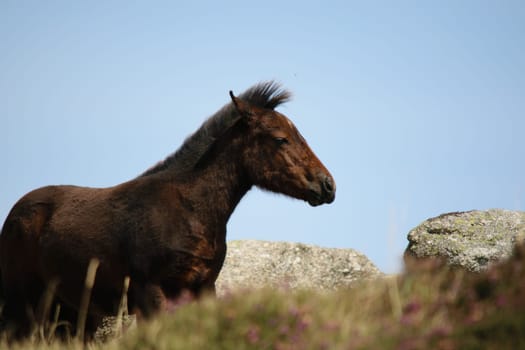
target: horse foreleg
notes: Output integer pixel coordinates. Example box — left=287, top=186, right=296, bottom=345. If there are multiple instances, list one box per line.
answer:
left=129, top=283, right=166, bottom=319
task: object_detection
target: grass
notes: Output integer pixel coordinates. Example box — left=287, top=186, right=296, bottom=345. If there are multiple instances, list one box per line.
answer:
left=3, top=244, right=525, bottom=349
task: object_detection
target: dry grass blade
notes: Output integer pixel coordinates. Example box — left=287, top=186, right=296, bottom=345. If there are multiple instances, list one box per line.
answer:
left=37, top=279, right=59, bottom=342
left=76, top=258, right=100, bottom=342
left=114, top=276, right=130, bottom=338
left=386, top=275, right=402, bottom=320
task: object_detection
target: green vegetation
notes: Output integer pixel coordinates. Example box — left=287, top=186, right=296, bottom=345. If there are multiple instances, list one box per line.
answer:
left=3, top=245, right=525, bottom=349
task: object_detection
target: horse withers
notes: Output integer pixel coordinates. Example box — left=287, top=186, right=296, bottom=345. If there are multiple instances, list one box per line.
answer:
left=0, top=81, right=335, bottom=340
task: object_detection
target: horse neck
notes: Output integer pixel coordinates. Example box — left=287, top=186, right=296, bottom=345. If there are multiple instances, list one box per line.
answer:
left=172, top=140, right=252, bottom=230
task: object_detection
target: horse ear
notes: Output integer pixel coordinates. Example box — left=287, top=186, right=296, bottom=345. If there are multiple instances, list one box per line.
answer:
left=229, top=90, right=252, bottom=118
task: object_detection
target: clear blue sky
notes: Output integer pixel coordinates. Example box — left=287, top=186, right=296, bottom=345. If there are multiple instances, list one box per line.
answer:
left=1, top=1, right=524, bottom=273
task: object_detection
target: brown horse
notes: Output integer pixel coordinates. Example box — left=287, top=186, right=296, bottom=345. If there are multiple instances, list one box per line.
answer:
left=0, top=81, right=335, bottom=339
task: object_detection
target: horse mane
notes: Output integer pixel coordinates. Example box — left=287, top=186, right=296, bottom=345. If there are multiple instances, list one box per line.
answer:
left=139, top=81, right=292, bottom=177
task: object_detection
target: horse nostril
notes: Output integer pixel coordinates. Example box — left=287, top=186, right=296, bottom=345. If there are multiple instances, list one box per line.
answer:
left=323, top=176, right=334, bottom=194
left=308, top=174, right=336, bottom=205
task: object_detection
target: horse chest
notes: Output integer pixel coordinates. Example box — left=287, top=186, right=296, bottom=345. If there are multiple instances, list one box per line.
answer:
left=147, top=244, right=225, bottom=298
left=130, top=223, right=225, bottom=285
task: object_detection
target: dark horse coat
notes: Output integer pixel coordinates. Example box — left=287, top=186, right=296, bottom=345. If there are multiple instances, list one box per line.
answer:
left=0, top=82, right=335, bottom=339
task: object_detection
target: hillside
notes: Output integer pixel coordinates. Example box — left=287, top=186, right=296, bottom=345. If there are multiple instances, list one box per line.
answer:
left=2, top=210, right=525, bottom=349
left=3, top=243, right=525, bottom=349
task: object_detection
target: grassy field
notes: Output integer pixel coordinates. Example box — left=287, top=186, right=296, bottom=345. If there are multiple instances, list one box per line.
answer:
left=3, top=245, right=525, bottom=349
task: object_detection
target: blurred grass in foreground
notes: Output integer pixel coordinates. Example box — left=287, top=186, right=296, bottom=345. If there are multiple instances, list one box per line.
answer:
left=3, top=244, right=525, bottom=349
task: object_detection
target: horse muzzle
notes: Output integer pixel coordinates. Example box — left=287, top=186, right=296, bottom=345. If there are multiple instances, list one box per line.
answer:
left=307, top=174, right=336, bottom=206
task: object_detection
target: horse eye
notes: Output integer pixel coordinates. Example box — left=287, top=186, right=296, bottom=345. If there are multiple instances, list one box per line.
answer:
left=275, top=137, right=289, bottom=146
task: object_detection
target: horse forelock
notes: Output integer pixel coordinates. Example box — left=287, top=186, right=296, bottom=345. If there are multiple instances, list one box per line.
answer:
left=238, top=81, right=292, bottom=110
left=139, top=81, right=292, bottom=178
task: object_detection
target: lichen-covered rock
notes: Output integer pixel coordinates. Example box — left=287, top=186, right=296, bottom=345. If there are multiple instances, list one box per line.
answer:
left=94, top=314, right=136, bottom=343
left=216, top=240, right=382, bottom=295
left=405, top=209, right=525, bottom=271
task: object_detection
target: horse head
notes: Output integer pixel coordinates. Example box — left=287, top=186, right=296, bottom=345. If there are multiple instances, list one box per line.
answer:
left=230, top=89, right=336, bottom=206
